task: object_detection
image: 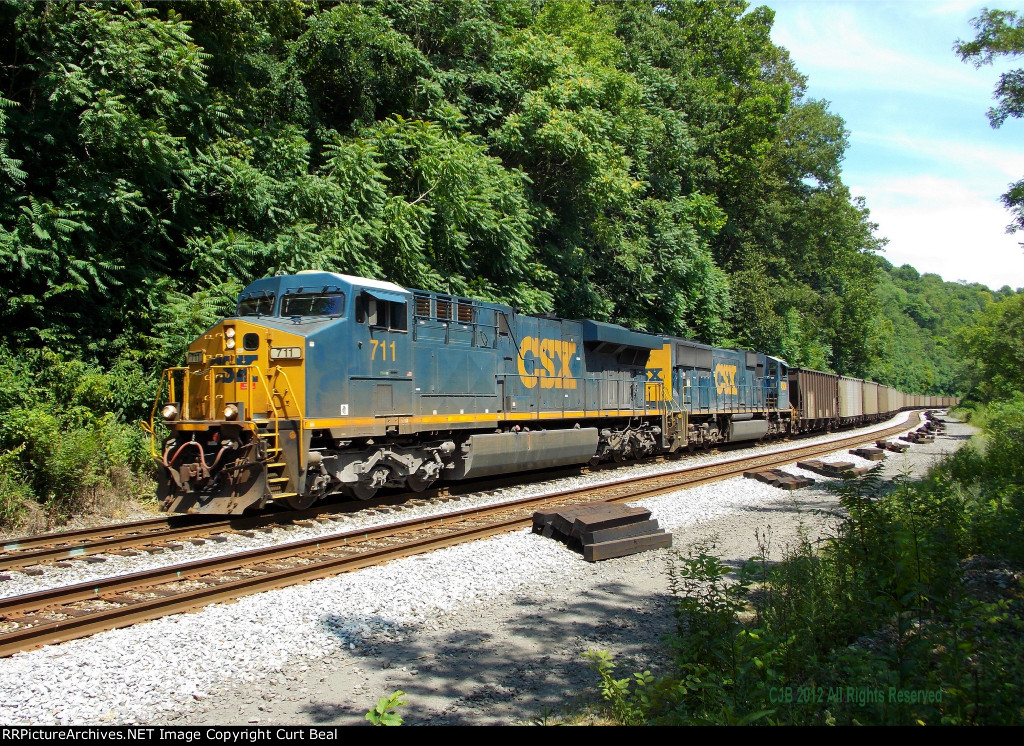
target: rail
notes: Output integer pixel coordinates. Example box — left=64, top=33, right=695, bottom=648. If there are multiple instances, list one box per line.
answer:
left=1, top=411, right=925, bottom=657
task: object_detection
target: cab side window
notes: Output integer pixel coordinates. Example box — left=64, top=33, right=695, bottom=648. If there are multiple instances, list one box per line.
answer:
left=389, top=302, right=408, bottom=331
left=357, top=293, right=407, bottom=332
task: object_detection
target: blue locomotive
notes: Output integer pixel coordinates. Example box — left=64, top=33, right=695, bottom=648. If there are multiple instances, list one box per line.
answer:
left=149, top=271, right=799, bottom=515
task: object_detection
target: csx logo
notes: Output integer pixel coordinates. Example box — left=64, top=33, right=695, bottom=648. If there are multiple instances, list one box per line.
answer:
left=715, top=363, right=738, bottom=395
left=518, top=337, right=577, bottom=389
left=213, top=354, right=258, bottom=383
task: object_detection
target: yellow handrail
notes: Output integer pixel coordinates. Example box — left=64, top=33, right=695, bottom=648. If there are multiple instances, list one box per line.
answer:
left=148, top=367, right=188, bottom=459
left=147, top=362, right=304, bottom=471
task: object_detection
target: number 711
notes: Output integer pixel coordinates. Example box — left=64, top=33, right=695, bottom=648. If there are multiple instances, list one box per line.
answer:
left=371, top=340, right=396, bottom=361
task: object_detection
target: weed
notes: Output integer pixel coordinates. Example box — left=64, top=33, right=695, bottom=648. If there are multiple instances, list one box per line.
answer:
left=365, top=690, right=407, bottom=726
left=586, top=403, right=1024, bottom=725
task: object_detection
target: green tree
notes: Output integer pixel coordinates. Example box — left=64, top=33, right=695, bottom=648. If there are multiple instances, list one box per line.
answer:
left=956, top=292, right=1024, bottom=401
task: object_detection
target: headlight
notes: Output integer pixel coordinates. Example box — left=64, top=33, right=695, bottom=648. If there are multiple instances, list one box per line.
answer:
left=223, top=404, right=239, bottom=421
left=161, top=404, right=179, bottom=421
left=225, top=338, right=236, bottom=350
left=225, top=327, right=236, bottom=339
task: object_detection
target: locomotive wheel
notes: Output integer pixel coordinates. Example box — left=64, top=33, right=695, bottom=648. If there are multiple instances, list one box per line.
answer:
left=406, top=472, right=435, bottom=493
left=350, top=482, right=380, bottom=501
left=351, top=467, right=388, bottom=501
left=284, top=492, right=317, bottom=511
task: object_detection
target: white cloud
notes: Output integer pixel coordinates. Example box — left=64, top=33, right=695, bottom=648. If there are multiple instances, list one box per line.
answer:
left=852, top=131, right=1024, bottom=192
left=857, top=175, right=1024, bottom=288
left=771, top=2, right=994, bottom=100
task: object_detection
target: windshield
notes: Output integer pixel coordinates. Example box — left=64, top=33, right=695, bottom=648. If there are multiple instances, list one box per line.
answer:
left=281, top=292, right=346, bottom=317
left=237, top=293, right=275, bottom=316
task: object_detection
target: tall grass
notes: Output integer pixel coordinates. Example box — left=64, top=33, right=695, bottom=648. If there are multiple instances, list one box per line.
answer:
left=0, top=347, right=156, bottom=530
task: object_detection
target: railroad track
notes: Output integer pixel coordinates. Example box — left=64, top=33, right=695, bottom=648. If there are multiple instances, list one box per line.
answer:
left=0, top=412, right=925, bottom=658
left=0, top=457, right=674, bottom=571
left=0, top=413, right=924, bottom=571
left=0, top=490, right=484, bottom=571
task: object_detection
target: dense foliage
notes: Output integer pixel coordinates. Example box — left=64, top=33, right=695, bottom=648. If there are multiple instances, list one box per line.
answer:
left=869, top=259, right=1013, bottom=397
left=956, top=292, right=1024, bottom=403
left=0, top=0, right=901, bottom=365
left=0, top=1, right=1007, bottom=526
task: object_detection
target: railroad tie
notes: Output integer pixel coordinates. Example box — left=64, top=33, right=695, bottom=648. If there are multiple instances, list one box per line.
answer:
left=743, top=468, right=815, bottom=490
left=849, top=447, right=886, bottom=461
left=532, top=504, right=671, bottom=562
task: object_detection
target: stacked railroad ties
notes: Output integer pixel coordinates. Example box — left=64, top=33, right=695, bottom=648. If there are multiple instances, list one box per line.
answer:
left=532, top=505, right=672, bottom=562
left=747, top=410, right=946, bottom=486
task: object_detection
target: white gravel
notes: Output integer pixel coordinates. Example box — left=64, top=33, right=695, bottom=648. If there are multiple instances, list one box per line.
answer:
left=0, top=411, right=937, bottom=725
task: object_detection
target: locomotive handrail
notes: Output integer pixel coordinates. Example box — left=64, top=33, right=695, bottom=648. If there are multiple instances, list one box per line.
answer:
left=683, top=379, right=768, bottom=414
left=148, top=362, right=304, bottom=470
left=147, top=367, right=190, bottom=458
left=495, top=372, right=664, bottom=417
left=266, top=363, right=304, bottom=428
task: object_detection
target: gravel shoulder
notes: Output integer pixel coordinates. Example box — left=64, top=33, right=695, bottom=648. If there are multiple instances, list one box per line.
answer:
left=0, top=413, right=975, bottom=726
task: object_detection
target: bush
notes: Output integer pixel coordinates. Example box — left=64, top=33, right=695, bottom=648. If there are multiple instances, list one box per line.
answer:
left=0, top=346, right=156, bottom=528
left=0, top=446, right=32, bottom=527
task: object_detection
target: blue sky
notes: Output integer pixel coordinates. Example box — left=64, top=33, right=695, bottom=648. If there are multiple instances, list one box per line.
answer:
left=767, top=0, right=1024, bottom=290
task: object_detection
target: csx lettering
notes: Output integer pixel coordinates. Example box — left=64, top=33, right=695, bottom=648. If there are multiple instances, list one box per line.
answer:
left=714, top=363, right=738, bottom=396
left=645, top=368, right=664, bottom=383
left=517, top=337, right=577, bottom=389
left=214, top=354, right=258, bottom=383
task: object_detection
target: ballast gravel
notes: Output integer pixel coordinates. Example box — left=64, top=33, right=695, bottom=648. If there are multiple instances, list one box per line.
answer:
left=0, top=411, right=968, bottom=726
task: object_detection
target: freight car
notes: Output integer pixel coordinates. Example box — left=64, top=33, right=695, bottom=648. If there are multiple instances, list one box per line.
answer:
left=147, top=272, right=945, bottom=516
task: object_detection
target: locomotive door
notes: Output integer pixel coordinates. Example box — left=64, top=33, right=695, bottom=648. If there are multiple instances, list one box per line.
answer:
left=354, top=291, right=413, bottom=416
